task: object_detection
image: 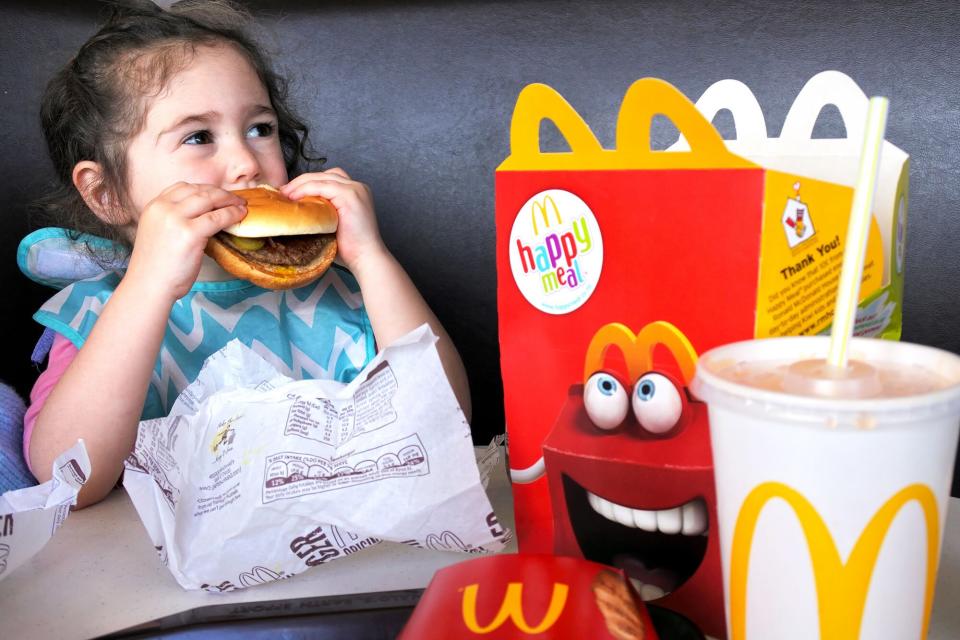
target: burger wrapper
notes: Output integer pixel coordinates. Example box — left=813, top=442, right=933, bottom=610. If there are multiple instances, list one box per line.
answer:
left=0, top=441, right=90, bottom=582
left=123, top=325, right=510, bottom=591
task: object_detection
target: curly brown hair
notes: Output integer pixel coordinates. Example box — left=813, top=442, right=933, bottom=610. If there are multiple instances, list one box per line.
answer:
left=36, top=0, right=322, bottom=264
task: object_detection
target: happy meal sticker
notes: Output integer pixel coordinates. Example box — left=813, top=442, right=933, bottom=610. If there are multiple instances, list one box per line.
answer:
left=782, top=182, right=816, bottom=248
left=508, top=189, right=604, bottom=315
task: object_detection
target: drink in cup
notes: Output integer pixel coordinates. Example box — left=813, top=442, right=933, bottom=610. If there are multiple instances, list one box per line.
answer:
left=692, top=335, right=960, bottom=640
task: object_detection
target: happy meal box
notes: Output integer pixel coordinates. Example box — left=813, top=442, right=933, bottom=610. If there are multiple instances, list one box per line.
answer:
left=495, top=75, right=903, bottom=638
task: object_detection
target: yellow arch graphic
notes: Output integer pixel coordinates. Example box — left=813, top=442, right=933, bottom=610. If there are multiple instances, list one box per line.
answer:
left=461, top=582, right=569, bottom=634
left=582, top=321, right=699, bottom=384
left=530, top=195, right=563, bottom=236
left=730, top=482, right=940, bottom=640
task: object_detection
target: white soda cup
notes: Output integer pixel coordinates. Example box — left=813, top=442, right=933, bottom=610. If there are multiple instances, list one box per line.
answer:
left=692, top=336, right=960, bottom=640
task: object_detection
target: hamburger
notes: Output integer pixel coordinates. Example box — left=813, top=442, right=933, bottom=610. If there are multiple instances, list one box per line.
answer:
left=205, top=185, right=338, bottom=290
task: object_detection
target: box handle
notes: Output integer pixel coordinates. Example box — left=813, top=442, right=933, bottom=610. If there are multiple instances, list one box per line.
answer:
left=616, top=77, right=740, bottom=165
left=500, top=79, right=754, bottom=170
left=671, top=78, right=768, bottom=149
left=780, top=70, right=868, bottom=144
left=508, top=83, right=604, bottom=165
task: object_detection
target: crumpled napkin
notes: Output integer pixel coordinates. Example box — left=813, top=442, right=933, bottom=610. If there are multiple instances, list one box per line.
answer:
left=0, top=441, right=89, bottom=582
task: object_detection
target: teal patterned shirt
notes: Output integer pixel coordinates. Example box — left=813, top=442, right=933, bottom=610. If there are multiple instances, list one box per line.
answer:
left=23, top=230, right=376, bottom=420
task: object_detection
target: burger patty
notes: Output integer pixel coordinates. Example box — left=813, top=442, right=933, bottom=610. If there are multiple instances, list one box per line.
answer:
left=218, top=233, right=335, bottom=267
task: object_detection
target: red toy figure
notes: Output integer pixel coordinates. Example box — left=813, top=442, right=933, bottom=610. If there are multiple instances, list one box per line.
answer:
left=512, top=321, right=724, bottom=638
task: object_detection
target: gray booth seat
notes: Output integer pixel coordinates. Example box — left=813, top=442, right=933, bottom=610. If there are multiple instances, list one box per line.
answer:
left=2, top=0, right=959, bottom=494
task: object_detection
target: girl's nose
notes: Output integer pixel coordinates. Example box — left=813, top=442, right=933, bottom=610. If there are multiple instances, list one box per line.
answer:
left=224, top=140, right=261, bottom=187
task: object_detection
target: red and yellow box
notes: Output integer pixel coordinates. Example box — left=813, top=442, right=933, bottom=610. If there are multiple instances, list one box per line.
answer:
left=398, top=554, right=662, bottom=639
left=495, top=77, right=886, bottom=638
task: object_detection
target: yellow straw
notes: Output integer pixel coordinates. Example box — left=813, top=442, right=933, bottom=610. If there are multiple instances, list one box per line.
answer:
left=827, top=97, right=889, bottom=369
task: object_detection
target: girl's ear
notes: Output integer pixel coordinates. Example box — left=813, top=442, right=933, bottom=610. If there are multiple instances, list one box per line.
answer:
left=72, top=161, right=130, bottom=226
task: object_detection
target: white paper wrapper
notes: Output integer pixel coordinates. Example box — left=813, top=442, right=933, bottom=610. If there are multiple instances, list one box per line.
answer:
left=0, top=440, right=89, bottom=582
left=123, top=325, right=510, bottom=591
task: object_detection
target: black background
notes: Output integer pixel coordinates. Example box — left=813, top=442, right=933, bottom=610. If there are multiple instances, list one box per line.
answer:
left=2, top=0, right=959, bottom=494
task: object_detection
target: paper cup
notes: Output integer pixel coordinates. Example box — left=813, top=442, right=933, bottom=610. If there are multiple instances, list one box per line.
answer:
left=692, top=337, right=960, bottom=640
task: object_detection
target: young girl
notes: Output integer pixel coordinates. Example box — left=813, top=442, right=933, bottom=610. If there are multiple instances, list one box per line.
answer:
left=22, top=0, right=470, bottom=508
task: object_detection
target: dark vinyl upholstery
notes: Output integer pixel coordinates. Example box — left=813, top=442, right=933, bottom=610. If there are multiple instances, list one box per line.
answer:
left=2, top=0, right=959, bottom=492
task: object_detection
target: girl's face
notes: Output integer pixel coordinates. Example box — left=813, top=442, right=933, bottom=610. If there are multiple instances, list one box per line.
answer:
left=123, top=43, right=288, bottom=220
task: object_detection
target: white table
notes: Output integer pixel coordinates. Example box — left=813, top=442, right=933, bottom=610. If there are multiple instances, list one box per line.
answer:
left=0, top=449, right=517, bottom=639
left=1, top=460, right=958, bottom=639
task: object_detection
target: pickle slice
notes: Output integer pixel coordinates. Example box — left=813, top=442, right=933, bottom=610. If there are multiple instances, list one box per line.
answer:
left=227, top=235, right=265, bottom=251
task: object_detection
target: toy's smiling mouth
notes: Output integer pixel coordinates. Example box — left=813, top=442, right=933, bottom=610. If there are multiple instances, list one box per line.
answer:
left=586, top=490, right=708, bottom=536
left=563, top=474, right=709, bottom=601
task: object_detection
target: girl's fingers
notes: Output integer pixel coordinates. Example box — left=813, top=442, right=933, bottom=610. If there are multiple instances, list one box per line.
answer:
left=190, top=204, right=249, bottom=238
left=281, top=175, right=351, bottom=199
left=284, top=178, right=362, bottom=203
left=324, top=167, right=351, bottom=180
left=172, top=186, right=245, bottom=217
left=281, top=169, right=354, bottom=196
left=157, top=181, right=192, bottom=197
left=155, top=181, right=201, bottom=205
left=166, top=181, right=224, bottom=201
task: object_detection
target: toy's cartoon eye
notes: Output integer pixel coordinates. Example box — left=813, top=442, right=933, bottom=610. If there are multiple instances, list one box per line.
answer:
left=632, top=373, right=683, bottom=435
left=584, top=372, right=629, bottom=431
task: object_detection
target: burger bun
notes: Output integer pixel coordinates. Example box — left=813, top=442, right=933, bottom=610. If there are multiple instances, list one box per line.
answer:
left=225, top=185, right=338, bottom=238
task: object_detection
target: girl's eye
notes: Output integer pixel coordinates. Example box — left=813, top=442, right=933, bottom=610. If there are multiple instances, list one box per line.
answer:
left=183, top=130, right=213, bottom=145
left=583, top=372, right=628, bottom=431
left=247, top=122, right=275, bottom=138
left=632, top=373, right=684, bottom=435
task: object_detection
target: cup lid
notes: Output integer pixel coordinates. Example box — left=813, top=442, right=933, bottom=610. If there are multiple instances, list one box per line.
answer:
left=692, top=337, right=960, bottom=427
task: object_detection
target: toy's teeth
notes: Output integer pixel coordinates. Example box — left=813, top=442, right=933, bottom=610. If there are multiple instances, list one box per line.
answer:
left=628, top=577, right=667, bottom=601
left=681, top=499, right=708, bottom=535
left=586, top=492, right=708, bottom=536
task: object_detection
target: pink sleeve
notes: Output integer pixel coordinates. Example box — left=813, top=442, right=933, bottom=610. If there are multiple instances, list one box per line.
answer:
left=23, top=333, right=79, bottom=474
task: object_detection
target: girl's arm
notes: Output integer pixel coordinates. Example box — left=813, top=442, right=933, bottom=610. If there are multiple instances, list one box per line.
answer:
left=351, top=249, right=472, bottom=422
left=29, top=183, right=247, bottom=508
left=29, top=271, right=175, bottom=507
left=282, top=170, right=472, bottom=421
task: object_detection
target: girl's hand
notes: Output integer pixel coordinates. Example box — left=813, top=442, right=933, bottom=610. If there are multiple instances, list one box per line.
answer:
left=280, top=168, right=386, bottom=274
left=282, top=169, right=471, bottom=420
left=126, top=182, right=247, bottom=301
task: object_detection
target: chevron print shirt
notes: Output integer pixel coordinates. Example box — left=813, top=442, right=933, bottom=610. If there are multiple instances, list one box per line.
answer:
left=31, top=265, right=376, bottom=420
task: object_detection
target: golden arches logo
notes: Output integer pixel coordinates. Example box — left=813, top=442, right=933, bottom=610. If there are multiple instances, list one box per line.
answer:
left=582, top=321, right=698, bottom=385
left=730, top=482, right=940, bottom=640
left=461, top=582, right=569, bottom=634
left=530, top=195, right=563, bottom=236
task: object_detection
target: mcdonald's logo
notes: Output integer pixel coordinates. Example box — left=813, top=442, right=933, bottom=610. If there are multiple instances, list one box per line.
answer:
left=730, top=482, right=939, bottom=640
left=461, top=582, right=569, bottom=634
left=582, top=321, right=698, bottom=385
left=531, top=195, right=563, bottom=236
